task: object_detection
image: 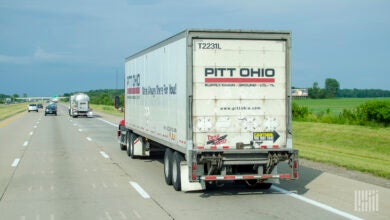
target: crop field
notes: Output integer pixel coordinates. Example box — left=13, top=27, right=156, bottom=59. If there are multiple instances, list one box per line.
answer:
left=293, top=97, right=390, bottom=115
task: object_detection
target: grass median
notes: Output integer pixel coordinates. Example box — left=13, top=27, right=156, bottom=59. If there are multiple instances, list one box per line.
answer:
left=0, top=103, right=28, bottom=121
left=90, top=104, right=124, bottom=117
left=293, top=121, right=390, bottom=179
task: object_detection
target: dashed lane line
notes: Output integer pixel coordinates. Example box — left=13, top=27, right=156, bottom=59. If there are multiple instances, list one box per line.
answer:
left=11, top=158, right=20, bottom=167
left=271, top=185, right=363, bottom=220
left=129, top=181, right=150, bottom=199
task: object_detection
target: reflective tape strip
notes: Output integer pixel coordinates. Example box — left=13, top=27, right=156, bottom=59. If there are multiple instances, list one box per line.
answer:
left=201, top=173, right=293, bottom=181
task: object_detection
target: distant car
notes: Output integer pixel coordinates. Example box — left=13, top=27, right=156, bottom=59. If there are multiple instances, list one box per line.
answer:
left=37, top=103, right=43, bottom=109
left=45, top=104, right=57, bottom=116
left=28, top=104, right=38, bottom=112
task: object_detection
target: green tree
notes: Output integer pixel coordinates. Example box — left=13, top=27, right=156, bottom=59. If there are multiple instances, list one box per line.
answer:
left=308, top=82, right=325, bottom=99
left=325, top=78, right=340, bottom=98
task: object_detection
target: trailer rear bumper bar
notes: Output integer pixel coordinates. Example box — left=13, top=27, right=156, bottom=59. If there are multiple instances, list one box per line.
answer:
left=201, top=173, right=294, bottom=181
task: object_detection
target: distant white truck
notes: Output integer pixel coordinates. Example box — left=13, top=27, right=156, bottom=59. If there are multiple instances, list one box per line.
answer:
left=69, top=93, right=92, bottom=118
left=117, top=29, right=299, bottom=191
left=5, top=98, right=11, bottom=104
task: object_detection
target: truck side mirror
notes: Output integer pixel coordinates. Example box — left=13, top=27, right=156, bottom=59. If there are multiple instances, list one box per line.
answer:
left=114, top=96, right=120, bottom=109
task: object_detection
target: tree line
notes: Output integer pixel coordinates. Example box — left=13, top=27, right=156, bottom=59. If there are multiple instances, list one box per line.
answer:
left=300, top=78, right=390, bottom=99
left=63, top=89, right=124, bottom=106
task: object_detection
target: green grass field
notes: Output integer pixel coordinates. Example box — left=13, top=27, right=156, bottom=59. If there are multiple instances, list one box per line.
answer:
left=90, top=104, right=124, bottom=117
left=0, top=103, right=28, bottom=121
left=293, top=97, right=390, bottom=115
left=293, top=121, right=390, bottom=179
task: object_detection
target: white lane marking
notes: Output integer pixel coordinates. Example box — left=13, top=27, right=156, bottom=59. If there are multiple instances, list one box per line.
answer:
left=100, top=151, right=110, bottom=159
left=33, top=125, right=37, bottom=128
left=29, top=131, right=33, bottom=135
left=105, top=211, right=113, bottom=220
left=11, top=158, right=20, bottom=167
left=86, top=137, right=92, bottom=141
left=96, top=118, right=117, bottom=127
left=73, top=123, right=77, bottom=126
left=132, top=210, right=142, bottom=219
left=129, top=181, right=150, bottom=199
left=118, top=211, right=127, bottom=220
left=23, top=141, right=28, bottom=147
left=78, top=128, right=83, bottom=132
left=271, top=185, right=363, bottom=220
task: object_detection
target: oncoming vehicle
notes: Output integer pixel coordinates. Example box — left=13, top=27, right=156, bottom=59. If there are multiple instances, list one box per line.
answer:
left=45, top=104, right=57, bottom=116
left=27, top=104, right=38, bottom=112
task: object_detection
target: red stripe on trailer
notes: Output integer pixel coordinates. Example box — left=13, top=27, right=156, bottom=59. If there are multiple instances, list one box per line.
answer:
left=261, top=145, right=267, bottom=149
left=243, top=175, right=255, bottom=179
left=272, top=145, right=279, bottom=148
left=204, top=176, right=217, bottom=181
left=133, top=138, right=140, bottom=145
left=205, top=78, right=275, bottom=83
left=197, top=146, right=204, bottom=150
left=261, top=174, right=273, bottom=179
left=210, top=145, right=217, bottom=150
left=223, top=145, right=229, bottom=149
left=223, top=176, right=236, bottom=180
left=279, top=174, right=291, bottom=179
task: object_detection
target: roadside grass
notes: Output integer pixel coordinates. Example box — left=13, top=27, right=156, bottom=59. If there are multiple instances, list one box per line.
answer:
left=90, top=104, right=124, bottom=117
left=293, top=97, right=390, bottom=115
left=293, top=121, right=390, bottom=179
left=0, top=103, right=28, bottom=121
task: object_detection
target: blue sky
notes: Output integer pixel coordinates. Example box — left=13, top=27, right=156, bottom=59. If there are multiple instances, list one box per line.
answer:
left=0, top=0, right=389, bottom=96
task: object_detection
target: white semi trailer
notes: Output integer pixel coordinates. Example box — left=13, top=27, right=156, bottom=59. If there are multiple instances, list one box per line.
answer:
left=69, top=93, right=92, bottom=118
left=118, top=29, right=299, bottom=191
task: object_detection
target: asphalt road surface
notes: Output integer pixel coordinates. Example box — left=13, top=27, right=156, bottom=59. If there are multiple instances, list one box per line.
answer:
left=0, top=104, right=389, bottom=220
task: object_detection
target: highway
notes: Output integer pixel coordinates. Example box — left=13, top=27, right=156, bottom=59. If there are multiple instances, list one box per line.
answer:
left=0, top=104, right=389, bottom=220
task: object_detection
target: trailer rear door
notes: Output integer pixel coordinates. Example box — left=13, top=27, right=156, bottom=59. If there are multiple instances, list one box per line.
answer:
left=192, top=39, right=288, bottom=149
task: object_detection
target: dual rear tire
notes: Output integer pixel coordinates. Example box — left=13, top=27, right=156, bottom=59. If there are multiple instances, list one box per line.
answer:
left=126, top=133, right=137, bottom=158
left=164, top=149, right=183, bottom=191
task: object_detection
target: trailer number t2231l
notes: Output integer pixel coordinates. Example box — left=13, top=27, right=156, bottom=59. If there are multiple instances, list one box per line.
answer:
left=198, top=42, right=221, bottom=49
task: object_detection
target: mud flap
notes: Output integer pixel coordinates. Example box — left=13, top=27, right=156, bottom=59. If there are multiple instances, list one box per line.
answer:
left=133, top=137, right=150, bottom=156
left=180, top=162, right=205, bottom=192
left=265, top=165, right=280, bottom=184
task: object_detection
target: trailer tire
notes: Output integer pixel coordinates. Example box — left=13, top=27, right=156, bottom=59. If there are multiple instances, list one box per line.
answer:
left=119, top=126, right=126, bottom=151
left=164, top=148, right=173, bottom=185
left=126, top=133, right=132, bottom=157
left=127, top=133, right=137, bottom=158
left=172, top=151, right=184, bottom=191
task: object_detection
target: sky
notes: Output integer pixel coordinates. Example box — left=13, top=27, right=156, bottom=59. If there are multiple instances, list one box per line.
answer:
left=0, top=0, right=389, bottom=97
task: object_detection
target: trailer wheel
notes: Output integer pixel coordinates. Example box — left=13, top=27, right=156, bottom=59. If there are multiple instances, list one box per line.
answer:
left=126, top=133, right=132, bottom=157
left=127, top=133, right=137, bottom=158
left=164, top=148, right=173, bottom=185
left=119, top=126, right=126, bottom=151
left=172, top=151, right=184, bottom=191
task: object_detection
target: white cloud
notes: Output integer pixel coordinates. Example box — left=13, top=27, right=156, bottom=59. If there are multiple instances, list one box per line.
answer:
left=33, top=47, right=70, bottom=62
left=0, top=54, right=30, bottom=64
left=0, top=47, right=77, bottom=64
